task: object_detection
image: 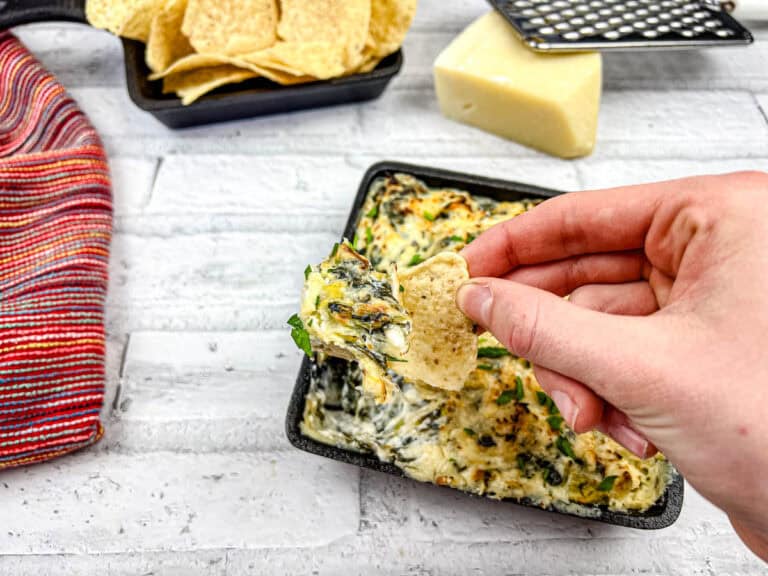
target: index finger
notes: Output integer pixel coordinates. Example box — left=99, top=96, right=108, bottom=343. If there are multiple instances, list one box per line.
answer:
left=462, top=179, right=676, bottom=278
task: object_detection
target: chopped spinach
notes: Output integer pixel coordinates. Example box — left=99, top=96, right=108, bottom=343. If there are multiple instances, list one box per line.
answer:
left=408, top=253, right=425, bottom=267
left=287, top=314, right=312, bottom=356
left=478, top=434, right=497, bottom=447
left=597, top=475, right=618, bottom=492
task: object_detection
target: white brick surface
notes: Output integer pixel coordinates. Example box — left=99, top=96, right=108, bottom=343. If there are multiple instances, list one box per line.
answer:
left=106, top=332, right=301, bottom=452
left=5, top=5, right=768, bottom=575
left=0, top=450, right=358, bottom=553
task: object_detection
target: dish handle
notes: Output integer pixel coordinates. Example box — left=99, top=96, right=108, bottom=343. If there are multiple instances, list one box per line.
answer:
left=0, top=0, right=87, bottom=29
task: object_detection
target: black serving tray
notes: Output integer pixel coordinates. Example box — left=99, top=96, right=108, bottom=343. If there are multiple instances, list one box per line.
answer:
left=3, top=0, right=403, bottom=129
left=123, top=41, right=402, bottom=129
left=285, top=161, right=685, bottom=530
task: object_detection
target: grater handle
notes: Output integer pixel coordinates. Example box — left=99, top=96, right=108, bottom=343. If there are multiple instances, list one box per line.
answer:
left=0, top=0, right=87, bottom=29
left=729, top=0, right=768, bottom=22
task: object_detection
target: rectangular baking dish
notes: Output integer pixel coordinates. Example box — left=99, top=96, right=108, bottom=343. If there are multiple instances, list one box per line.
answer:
left=285, top=160, right=684, bottom=529
left=4, top=0, right=403, bottom=129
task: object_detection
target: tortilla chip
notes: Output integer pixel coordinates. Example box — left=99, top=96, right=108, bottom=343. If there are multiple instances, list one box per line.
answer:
left=145, top=0, right=194, bottom=74
left=150, top=52, right=312, bottom=85
left=363, top=0, right=417, bottom=60
left=277, top=0, right=371, bottom=69
left=149, top=53, right=228, bottom=80
left=86, top=0, right=165, bottom=41
left=245, top=41, right=347, bottom=80
left=182, top=0, right=278, bottom=56
left=395, top=252, right=477, bottom=391
left=163, top=66, right=257, bottom=105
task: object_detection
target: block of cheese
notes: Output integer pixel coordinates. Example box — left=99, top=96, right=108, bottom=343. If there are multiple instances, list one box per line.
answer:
left=433, top=11, right=602, bottom=159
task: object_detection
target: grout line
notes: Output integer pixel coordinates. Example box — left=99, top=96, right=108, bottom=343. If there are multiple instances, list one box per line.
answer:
left=144, top=156, right=164, bottom=210
left=754, top=93, right=768, bottom=127
left=111, top=334, right=132, bottom=415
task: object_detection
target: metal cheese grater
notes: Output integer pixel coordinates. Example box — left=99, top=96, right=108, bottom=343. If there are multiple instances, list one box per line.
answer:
left=487, top=0, right=754, bottom=51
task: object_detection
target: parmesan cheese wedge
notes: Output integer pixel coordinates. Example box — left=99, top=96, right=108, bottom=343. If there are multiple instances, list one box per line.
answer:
left=433, top=10, right=602, bottom=159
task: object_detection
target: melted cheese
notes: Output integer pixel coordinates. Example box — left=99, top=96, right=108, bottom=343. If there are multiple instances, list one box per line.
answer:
left=302, top=174, right=673, bottom=514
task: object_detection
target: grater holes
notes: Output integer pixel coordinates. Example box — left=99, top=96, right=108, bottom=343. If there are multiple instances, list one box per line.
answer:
left=496, top=0, right=748, bottom=45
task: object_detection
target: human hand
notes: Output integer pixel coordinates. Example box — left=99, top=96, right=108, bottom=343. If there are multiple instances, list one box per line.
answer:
left=457, top=171, right=768, bottom=561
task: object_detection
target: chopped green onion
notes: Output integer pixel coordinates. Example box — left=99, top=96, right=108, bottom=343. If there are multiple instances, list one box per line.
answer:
left=304, top=265, right=312, bottom=280
left=399, top=284, right=405, bottom=293
left=477, top=347, right=510, bottom=358
left=366, top=204, right=379, bottom=219
left=466, top=233, right=476, bottom=244
left=556, top=436, right=576, bottom=459
left=597, top=475, right=618, bottom=492
left=515, top=375, right=525, bottom=401
left=315, top=295, right=320, bottom=309
left=330, top=242, right=339, bottom=258
left=423, top=211, right=436, bottom=222
left=546, top=415, right=564, bottom=432
left=408, top=253, right=425, bottom=267
left=287, top=314, right=312, bottom=356
left=463, top=427, right=476, bottom=437
left=449, top=235, right=465, bottom=243
left=366, top=226, right=374, bottom=245
left=536, top=391, right=560, bottom=414
left=496, top=390, right=515, bottom=406
left=477, top=364, right=494, bottom=371
left=384, top=354, right=408, bottom=363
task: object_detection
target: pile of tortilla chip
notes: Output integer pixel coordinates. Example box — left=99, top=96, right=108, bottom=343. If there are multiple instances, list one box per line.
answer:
left=86, top=0, right=417, bottom=105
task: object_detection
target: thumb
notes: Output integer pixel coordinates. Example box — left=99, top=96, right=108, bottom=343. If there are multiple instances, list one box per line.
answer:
left=456, top=277, right=667, bottom=409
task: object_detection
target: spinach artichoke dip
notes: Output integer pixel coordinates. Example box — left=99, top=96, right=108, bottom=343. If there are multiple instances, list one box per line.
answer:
left=300, top=173, right=673, bottom=514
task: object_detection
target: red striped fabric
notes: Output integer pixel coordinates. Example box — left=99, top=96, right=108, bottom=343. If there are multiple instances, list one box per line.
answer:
left=0, top=32, right=111, bottom=470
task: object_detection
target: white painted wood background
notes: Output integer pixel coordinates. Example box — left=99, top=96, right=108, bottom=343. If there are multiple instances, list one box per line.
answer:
left=1, top=1, right=767, bottom=574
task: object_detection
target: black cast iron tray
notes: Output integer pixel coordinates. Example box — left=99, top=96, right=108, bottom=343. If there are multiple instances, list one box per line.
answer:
left=2, top=0, right=403, bottom=129
left=285, top=160, right=685, bottom=530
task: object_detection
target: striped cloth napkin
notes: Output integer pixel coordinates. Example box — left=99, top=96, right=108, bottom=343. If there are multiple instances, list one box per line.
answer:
left=0, top=32, right=111, bottom=470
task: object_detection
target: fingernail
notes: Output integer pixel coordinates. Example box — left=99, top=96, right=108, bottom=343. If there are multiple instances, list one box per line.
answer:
left=612, top=424, right=649, bottom=459
left=456, top=281, right=492, bottom=326
left=550, top=390, right=579, bottom=429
